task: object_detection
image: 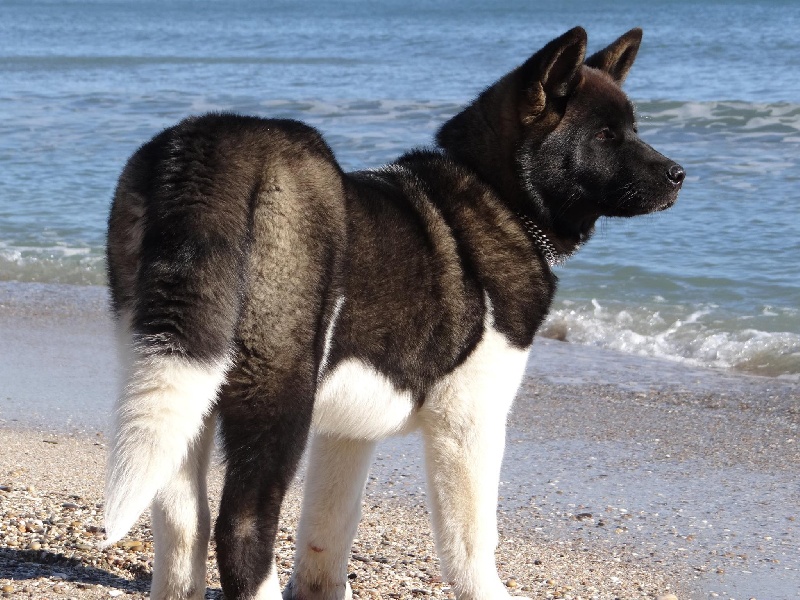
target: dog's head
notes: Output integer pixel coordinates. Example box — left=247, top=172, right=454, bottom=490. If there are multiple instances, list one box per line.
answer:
left=437, top=27, right=684, bottom=252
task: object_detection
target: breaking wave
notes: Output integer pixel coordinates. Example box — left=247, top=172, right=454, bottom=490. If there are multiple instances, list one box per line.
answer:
left=0, top=243, right=106, bottom=286
left=541, top=298, right=800, bottom=379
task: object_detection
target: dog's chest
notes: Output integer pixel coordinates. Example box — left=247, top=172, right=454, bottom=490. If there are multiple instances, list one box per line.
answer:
left=311, top=322, right=530, bottom=441
left=312, top=358, right=416, bottom=439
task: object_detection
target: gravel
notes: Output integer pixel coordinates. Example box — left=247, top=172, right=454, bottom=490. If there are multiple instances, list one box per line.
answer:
left=0, top=429, right=684, bottom=599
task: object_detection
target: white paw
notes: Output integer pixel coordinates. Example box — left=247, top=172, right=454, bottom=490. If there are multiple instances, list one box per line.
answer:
left=282, top=578, right=352, bottom=600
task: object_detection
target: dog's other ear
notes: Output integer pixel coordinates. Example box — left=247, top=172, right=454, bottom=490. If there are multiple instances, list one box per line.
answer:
left=518, top=27, right=587, bottom=123
left=585, top=28, right=642, bottom=84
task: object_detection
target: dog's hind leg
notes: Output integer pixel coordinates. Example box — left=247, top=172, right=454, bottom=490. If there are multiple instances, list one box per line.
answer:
left=284, top=434, right=375, bottom=600
left=149, top=412, right=216, bottom=600
left=419, top=321, right=531, bottom=600
left=214, top=359, right=317, bottom=600
left=205, top=123, right=345, bottom=599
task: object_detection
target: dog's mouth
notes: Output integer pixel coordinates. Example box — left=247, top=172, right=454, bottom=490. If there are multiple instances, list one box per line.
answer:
left=612, top=189, right=679, bottom=217
left=631, top=200, right=676, bottom=216
left=653, top=196, right=678, bottom=212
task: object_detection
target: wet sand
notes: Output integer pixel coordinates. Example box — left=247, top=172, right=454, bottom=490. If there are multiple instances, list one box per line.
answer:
left=1, top=283, right=797, bottom=599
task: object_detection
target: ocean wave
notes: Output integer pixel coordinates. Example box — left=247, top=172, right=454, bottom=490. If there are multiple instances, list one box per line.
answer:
left=3, top=246, right=797, bottom=379
left=541, top=299, right=800, bottom=379
left=1, top=55, right=367, bottom=72
left=258, top=98, right=800, bottom=141
left=637, top=100, right=800, bottom=142
left=0, top=245, right=106, bottom=286
left=8, top=92, right=797, bottom=148
left=1, top=93, right=797, bottom=379
left=278, top=98, right=800, bottom=151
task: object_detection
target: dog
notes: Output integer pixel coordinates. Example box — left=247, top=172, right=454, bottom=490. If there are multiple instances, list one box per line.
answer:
left=104, top=26, right=684, bottom=600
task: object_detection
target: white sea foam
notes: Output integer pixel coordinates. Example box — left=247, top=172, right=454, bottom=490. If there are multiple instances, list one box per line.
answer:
left=0, top=243, right=105, bottom=286
left=638, top=100, right=800, bottom=143
left=542, top=299, right=800, bottom=379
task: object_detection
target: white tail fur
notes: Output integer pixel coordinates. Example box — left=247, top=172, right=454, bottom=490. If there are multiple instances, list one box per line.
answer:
left=104, top=348, right=229, bottom=545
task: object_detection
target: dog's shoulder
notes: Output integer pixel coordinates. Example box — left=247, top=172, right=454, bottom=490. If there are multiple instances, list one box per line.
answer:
left=396, top=149, right=558, bottom=348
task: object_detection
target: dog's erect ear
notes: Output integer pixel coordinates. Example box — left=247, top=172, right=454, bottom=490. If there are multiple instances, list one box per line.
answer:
left=585, top=28, right=642, bottom=84
left=518, top=27, right=587, bottom=122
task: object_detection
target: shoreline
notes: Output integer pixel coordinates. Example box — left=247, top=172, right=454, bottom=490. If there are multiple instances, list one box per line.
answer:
left=1, top=281, right=796, bottom=433
left=1, top=282, right=798, bottom=599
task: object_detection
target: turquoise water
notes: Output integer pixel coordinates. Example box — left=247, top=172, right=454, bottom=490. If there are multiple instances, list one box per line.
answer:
left=1, top=0, right=799, bottom=377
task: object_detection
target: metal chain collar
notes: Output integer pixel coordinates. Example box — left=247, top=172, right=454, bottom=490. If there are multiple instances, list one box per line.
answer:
left=516, top=213, right=562, bottom=268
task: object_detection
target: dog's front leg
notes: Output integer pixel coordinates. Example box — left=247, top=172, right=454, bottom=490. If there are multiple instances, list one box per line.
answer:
left=150, top=413, right=216, bottom=600
left=284, top=434, right=375, bottom=600
left=419, top=329, right=531, bottom=600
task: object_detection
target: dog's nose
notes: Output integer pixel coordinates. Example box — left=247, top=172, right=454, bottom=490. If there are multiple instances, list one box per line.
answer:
left=667, top=163, right=685, bottom=186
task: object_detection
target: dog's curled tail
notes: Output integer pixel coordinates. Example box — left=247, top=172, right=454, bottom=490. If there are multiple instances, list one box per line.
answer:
left=103, top=352, right=230, bottom=545
left=103, top=116, right=252, bottom=544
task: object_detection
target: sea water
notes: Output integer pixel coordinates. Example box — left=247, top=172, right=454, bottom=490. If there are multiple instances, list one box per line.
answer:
left=1, top=0, right=799, bottom=378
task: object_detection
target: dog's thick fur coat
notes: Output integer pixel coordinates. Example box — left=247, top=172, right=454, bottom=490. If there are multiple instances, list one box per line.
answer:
left=105, top=27, right=684, bottom=600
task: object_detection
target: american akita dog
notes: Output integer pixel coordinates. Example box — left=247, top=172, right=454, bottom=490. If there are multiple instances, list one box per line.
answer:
left=104, top=27, right=684, bottom=600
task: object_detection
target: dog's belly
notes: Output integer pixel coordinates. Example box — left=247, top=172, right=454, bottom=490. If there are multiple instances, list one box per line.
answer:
left=312, top=358, right=417, bottom=440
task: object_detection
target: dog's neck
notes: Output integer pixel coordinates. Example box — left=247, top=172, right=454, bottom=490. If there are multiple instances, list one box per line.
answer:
left=516, top=212, right=574, bottom=268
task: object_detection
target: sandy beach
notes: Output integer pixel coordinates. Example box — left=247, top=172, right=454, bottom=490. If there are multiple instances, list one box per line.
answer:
left=1, top=284, right=797, bottom=599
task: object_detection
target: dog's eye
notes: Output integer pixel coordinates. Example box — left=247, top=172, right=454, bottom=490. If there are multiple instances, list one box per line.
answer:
left=595, top=128, right=615, bottom=141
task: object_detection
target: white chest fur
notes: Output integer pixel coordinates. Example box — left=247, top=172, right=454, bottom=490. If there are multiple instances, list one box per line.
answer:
left=312, top=358, right=417, bottom=440
left=311, top=299, right=530, bottom=442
